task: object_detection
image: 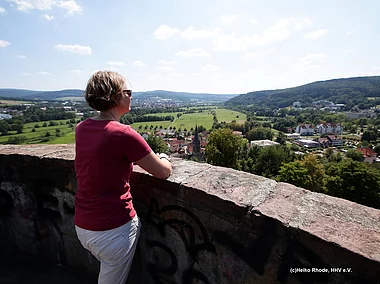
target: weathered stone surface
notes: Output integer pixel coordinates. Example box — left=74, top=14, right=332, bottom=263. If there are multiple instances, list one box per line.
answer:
left=1, top=144, right=380, bottom=283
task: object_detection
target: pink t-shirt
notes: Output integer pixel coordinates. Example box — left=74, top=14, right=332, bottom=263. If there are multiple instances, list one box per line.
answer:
left=74, top=119, right=152, bottom=231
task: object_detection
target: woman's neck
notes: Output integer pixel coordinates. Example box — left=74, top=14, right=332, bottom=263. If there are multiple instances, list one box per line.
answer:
left=97, top=110, right=120, bottom=121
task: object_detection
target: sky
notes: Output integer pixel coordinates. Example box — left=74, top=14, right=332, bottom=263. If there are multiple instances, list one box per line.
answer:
left=0, top=0, right=379, bottom=94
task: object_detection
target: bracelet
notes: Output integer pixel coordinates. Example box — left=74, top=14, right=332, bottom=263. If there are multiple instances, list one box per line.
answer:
left=160, top=156, right=170, bottom=162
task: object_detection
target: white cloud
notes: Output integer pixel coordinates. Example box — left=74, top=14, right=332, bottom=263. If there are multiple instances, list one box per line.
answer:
left=266, top=48, right=276, bottom=53
left=58, top=0, right=82, bottom=15
left=202, top=64, right=219, bottom=72
left=17, top=55, right=27, bottom=59
left=38, top=71, right=51, bottom=75
left=244, top=52, right=259, bottom=60
left=154, top=24, right=220, bottom=40
left=249, top=19, right=259, bottom=25
left=157, top=60, right=176, bottom=66
left=21, top=72, right=31, bottom=76
left=346, top=29, right=356, bottom=36
left=54, top=44, right=92, bottom=55
left=213, top=18, right=311, bottom=52
left=0, top=40, right=10, bottom=47
left=107, top=66, right=119, bottom=72
left=180, top=27, right=221, bottom=40
left=213, top=34, right=262, bottom=52
left=175, top=48, right=210, bottom=57
left=304, top=29, right=328, bottom=39
left=154, top=24, right=179, bottom=40
left=217, top=15, right=239, bottom=25
left=155, top=66, right=175, bottom=71
left=133, top=60, right=146, bottom=67
left=8, top=0, right=82, bottom=15
left=42, top=14, right=54, bottom=20
left=70, top=69, right=82, bottom=73
left=107, top=61, right=126, bottom=66
left=343, top=49, right=354, bottom=56
left=0, top=7, right=6, bottom=13
left=373, top=66, right=380, bottom=70
left=294, top=53, right=326, bottom=68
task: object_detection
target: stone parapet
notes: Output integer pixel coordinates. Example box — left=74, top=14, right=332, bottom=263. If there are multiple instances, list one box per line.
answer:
left=0, top=144, right=379, bottom=284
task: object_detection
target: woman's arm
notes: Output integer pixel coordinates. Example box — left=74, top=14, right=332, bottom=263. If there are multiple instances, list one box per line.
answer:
left=135, top=151, right=172, bottom=179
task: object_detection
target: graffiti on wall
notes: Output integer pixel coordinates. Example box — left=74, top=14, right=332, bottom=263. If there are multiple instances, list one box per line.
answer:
left=144, top=198, right=217, bottom=284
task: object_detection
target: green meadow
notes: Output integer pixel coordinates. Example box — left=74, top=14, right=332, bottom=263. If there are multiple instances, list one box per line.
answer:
left=170, top=111, right=213, bottom=130
left=215, top=109, right=247, bottom=124
left=0, top=107, right=248, bottom=144
left=0, top=119, right=77, bottom=145
left=133, top=108, right=247, bottom=131
left=131, top=108, right=247, bottom=131
left=130, top=121, right=172, bottom=131
left=0, top=99, right=33, bottom=106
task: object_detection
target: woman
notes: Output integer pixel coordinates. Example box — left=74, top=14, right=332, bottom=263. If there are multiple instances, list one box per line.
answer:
left=74, top=71, right=172, bottom=284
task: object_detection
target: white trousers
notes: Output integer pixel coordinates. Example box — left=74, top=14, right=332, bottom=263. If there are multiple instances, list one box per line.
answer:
left=75, top=215, right=141, bottom=284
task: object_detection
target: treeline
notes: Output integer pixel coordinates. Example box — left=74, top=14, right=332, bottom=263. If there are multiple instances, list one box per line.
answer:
left=121, top=114, right=174, bottom=125
left=0, top=107, right=76, bottom=135
left=225, top=76, right=380, bottom=109
left=205, top=128, right=380, bottom=209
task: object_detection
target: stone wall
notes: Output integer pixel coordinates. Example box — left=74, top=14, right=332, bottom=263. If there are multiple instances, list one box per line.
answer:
left=0, top=144, right=379, bottom=284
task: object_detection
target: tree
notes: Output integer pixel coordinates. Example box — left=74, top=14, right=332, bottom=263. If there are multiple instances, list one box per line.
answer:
left=145, top=134, right=169, bottom=154
left=346, top=149, right=364, bottom=162
left=205, top=128, right=248, bottom=170
left=275, top=132, right=287, bottom=145
left=278, top=160, right=310, bottom=188
left=246, top=127, right=273, bottom=141
left=325, top=160, right=380, bottom=209
left=254, top=145, right=294, bottom=178
left=302, top=155, right=326, bottom=192
left=0, top=120, right=9, bottom=135
left=6, top=135, right=27, bottom=144
left=14, top=121, right=24, bottom=134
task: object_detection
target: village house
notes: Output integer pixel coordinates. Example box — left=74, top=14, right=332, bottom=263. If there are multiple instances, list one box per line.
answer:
left=316, top=123, right=343, bottom=134
left=294, top=139, right=320, bottom=148
left=357, top=147, right=378, bottom=163
left=295, top=124, right=314, bottom=136
left=327, top=135, right=343, bottom=147
left=250, top=140, right=279, bottom=148
left=285, top=133, right=300, bottom=140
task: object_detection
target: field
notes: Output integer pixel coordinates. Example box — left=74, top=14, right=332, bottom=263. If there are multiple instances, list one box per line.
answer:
left=0, top=119, right=77, bottom=145
left=56, top=97, right=85, bottom=101
left=215, top=109, right=247, bottom=124
left=130, top=121, right=172, bottom=131
left=132, top=108, right=247, bottom=131
left=171, top=111, right=214, bottom=130
left=0, top=99, right=33, bottom=105
left=0, top=107, right=248, bottom=145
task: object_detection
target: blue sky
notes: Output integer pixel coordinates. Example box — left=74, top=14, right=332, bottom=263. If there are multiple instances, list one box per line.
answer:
left=0, top=0, right=379, bottom=94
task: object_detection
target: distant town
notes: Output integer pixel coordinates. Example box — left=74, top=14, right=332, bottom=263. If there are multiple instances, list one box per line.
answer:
left=1, top=80, right=380, bottom=210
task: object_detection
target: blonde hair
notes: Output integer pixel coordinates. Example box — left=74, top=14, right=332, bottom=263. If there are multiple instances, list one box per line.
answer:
left=84, top=71, right=126, bottom=111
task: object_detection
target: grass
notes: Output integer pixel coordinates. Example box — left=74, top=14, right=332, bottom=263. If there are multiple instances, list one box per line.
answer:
left=171, top=110, right=214, bottom=130
left=56, top=97, right=85, bottom=101
left=0, top=119, right=77, bottom=144
left=1, top=107, right=249, bottom=144
left=132, top=108, right=248, bottom=131
left=215, top=109, right=246, bottom=124
left=143, top=112, right=179, bottom=117
left=0, top=99, right=33, bottom=105
left=130, top=121, right=172, bottom=131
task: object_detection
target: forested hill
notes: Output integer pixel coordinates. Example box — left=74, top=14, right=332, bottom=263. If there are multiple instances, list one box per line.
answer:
left=0, top=88, right=237, bottom=103
left=225, top=76, right=380, bottom=108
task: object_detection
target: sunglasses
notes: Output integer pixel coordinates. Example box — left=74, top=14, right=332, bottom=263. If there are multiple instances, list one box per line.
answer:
left=123, top=90, right=132, bottom=97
